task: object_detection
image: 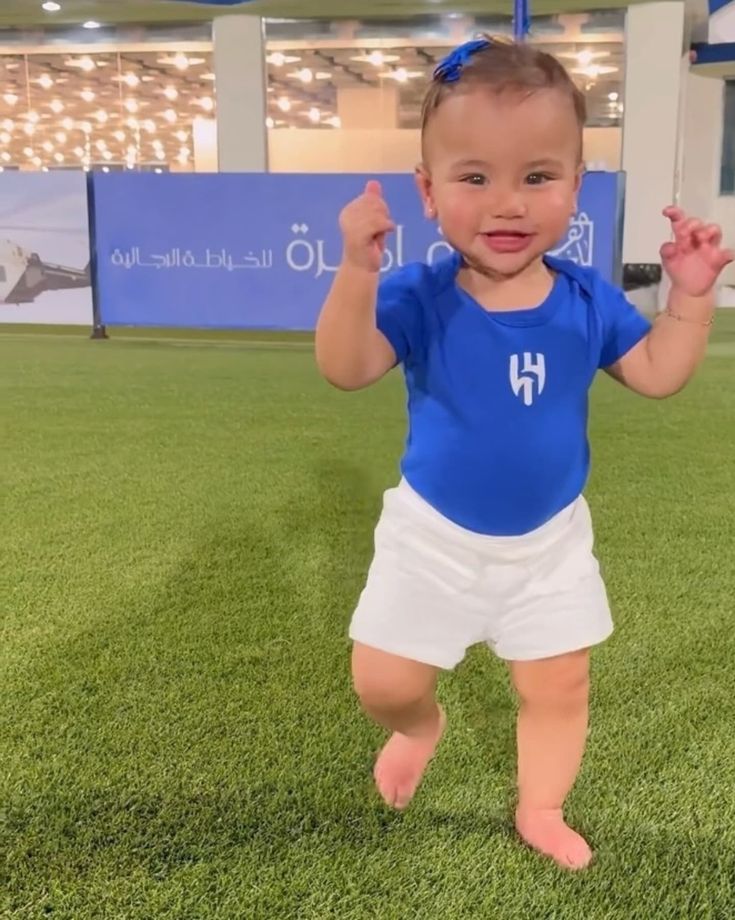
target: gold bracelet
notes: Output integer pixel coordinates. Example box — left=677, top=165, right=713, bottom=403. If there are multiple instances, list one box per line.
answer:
left=663, top=307, right=714, bottom=327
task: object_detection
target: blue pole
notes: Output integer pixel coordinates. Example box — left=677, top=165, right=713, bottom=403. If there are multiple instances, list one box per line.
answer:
left=513, top=0, right=530, bottom=40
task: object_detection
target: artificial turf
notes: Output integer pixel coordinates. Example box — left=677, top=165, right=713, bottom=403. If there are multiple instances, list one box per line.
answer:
left=1, top=315, right=734, bottom=919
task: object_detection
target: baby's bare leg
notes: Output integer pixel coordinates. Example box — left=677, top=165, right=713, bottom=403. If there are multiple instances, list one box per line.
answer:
left=352, top=642, right=446, bottom=810
left=510, top=648, right=593, bottom=870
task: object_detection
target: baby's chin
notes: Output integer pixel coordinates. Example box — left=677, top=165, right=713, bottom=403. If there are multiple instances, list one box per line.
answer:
left=461, top=244, right=550, bottom=281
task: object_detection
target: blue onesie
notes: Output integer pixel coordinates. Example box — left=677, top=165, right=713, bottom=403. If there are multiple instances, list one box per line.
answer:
left=375, top=251, right=652, bottom=537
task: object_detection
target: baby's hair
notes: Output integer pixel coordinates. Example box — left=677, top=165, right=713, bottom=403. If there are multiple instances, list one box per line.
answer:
left=421, top=36, right=587, bottom=151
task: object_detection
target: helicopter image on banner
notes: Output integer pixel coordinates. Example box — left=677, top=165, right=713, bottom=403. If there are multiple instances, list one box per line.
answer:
left=0, top=237, right=90, bottom=305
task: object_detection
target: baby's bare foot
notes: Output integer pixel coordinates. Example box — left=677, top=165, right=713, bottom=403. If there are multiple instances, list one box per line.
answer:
left=516, top=807, right=593, bottom=870
left=373, top=705, right=446, bottom=810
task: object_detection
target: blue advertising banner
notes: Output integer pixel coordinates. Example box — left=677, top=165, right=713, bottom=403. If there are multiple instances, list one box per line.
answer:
left=92, top=171, right=623, bottom=330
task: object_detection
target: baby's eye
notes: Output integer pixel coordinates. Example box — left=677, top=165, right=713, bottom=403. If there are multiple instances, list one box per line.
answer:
left=526, top=173, right=554, bottom=186
left=460, top=174, right=487, bottom=186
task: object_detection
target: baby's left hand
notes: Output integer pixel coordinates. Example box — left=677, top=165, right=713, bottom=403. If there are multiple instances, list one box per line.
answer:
left=660, top=206, right=734, bottom=297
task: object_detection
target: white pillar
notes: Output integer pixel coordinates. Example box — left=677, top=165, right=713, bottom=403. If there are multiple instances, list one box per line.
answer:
left=622, top=2, right=686, bottom=264
left=213, top=15, right=268, bottom=172
left=679, top=72, right=723, bottom=221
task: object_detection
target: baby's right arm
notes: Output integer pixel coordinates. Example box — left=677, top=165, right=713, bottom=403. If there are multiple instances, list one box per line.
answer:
left=315, top=181, right=398, bottom=390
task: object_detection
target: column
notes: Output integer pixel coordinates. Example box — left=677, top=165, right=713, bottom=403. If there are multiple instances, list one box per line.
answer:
left=622, top=2, right=686, bottom=265
left=212, top=15, right=268, bottom=172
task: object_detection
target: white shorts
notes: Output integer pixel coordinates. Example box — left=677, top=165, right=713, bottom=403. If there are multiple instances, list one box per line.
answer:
left=349, top=479, right=613, bottom=669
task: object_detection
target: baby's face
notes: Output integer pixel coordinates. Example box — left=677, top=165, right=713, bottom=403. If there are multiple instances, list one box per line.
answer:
left=418, top=86, right=582, bottom=279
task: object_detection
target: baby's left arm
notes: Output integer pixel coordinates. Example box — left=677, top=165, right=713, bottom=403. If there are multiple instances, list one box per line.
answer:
left=606, top=207, right=733, bottom=399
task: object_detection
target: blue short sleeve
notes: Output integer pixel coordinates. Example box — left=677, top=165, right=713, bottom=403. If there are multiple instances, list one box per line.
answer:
left=596, top=278, right=652, bottom=368
left=375, top=264, right=424, bottom=366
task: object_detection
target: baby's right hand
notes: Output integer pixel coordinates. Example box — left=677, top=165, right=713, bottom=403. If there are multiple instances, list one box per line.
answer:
left=339, top=180, right=396, bottom=274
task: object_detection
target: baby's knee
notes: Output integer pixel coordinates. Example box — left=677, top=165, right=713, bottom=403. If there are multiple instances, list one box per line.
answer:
left=514, top=652, right=590, bottom=709
left=351, top=643, right=436, bottom=713
left=354, top=675, right=430, bottom=714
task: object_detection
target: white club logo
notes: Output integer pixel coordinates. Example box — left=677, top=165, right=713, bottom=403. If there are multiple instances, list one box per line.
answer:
left=509, top=353, right=546, bottom=406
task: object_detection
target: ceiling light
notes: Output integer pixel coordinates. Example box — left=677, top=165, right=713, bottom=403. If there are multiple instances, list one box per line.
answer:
left=113, top=130, right=126, bottom=142
left=155, top=150, right=166, bottom=161
left=1, top=119, right=14, bottom=131
left=82, top=20, right=102, bottom=29
left=42, top=140, right=54, bottom=153
left=79, top=121, right=92, bottom=134
left=126, top=117, right=139, bottom=130
left=102, top=166, right=110, bottom=172
left=23, top=147, right=34, bottom=158
left=265, top=116, right=274, bottom=128
left=73, top=146, right=85, bottom=157
left=80, top=89, right=96, bottom=102
left=124, top=99, right=139, bottom=114
left=175, top=130, right=188, bottom=142
left=3, top=93, right=18, bottom=106
left=23, top=123, right=36, bottom=136
left=197, top=97, right=214, bottom=112
left=162, top=109, right=177, bottom=124
left=307, top=107, right=320, bottom=124
left=142, top=120, right=156, bottom=134
left=94, top=110, right=108, bottom=124
left=295, top=68, right=313, bottom=84
left=55, top=131, right=67, bottom=143
left=49, top=99, right=65, bottom=114
left=267, top=52, right=301, bottom=67
left=350, top=51, right=400, bottom=67
left=54, top=152, right=64, bottom=163
left=38, top=74, right=54, bottom=90
left=163, top=85, right=178, bottom=101
left=276, top=97, right=291, bottom=113
left=608, top=92, right=619, bottom=102
left=95, top=139, right=107, bottom=152
left=325, top=115, right=341, bottom=128
left=315, top=72, right=331, bottom=80
left=154, top=168, right=163, bottom=174
left=382, top=67, right=422, bottom=83
left=560, top=49, right=609, bottom=66
left=0, top=152, right=11, bottom=162
left=570, top=64, right=617, bottom=78
left=122, top=73, right=140, bottom=88
left=42, top=1, right=61, bottom=11
left=0, top=131, right=11, bottom=144
left=26, top=111, right=40, bottom=124
left=156, top=53, right=204, bottom=69
left=61, top=117, right=74, bottom=131
left=74, top=56, right=96, bottom=72
left=103, top=150, right=113, bottom=161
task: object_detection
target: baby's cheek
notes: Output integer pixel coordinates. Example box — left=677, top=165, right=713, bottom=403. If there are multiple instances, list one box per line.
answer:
left=439, top=197, right=476, bottom=233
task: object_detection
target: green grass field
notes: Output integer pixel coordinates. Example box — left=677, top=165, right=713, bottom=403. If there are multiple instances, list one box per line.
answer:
left=2, top=316, right=735, bottom=919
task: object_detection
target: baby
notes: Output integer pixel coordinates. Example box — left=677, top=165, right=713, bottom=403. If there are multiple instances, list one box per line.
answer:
left=315, top=37, right=732, bottom=870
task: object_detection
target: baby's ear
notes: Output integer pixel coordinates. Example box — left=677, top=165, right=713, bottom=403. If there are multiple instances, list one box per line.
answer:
left=415, top=165, right=436, bottom=220
left=575, top=164, right=585, bottom=193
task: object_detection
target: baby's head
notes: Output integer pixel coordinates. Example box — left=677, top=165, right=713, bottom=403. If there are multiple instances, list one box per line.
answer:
left=416, top=37, right=586, bottom=279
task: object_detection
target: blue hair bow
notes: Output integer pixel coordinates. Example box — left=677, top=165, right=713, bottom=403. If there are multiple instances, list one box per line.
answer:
left=433, top=38, right=491, bottom=83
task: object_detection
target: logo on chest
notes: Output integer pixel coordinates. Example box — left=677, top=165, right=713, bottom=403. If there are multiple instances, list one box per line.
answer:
left=509, top=353, right=546, bottom=406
